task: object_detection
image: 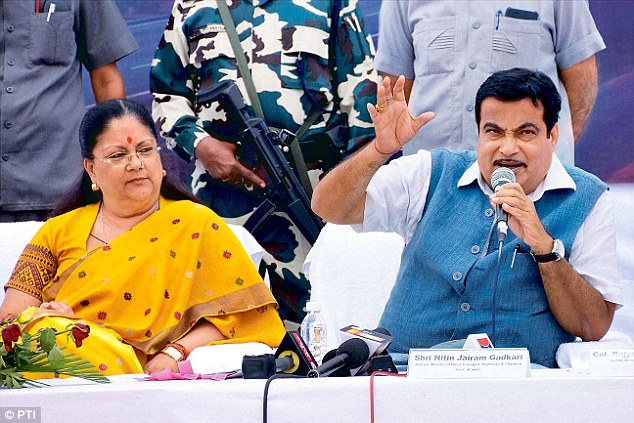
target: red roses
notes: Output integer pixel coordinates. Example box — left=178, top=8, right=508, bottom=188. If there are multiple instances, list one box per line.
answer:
left=70, top=323, right=91, bottom=347
left=1, top=323, right=21, bottom=353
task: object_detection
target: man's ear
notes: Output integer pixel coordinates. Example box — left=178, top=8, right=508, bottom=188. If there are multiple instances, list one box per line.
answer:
left=549, top=123, right=559, bottom=149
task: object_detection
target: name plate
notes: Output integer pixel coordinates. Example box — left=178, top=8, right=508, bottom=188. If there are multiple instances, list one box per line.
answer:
left=407, top=348, right=530, bottom=378
left=589, top=348, right=634, bottom=376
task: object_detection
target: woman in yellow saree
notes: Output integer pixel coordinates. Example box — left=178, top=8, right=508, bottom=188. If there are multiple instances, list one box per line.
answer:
left=0, top=99, right=285, bottom=376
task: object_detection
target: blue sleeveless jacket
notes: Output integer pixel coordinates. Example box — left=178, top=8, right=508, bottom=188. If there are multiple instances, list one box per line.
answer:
left=379, top=150, right=607, bottom=367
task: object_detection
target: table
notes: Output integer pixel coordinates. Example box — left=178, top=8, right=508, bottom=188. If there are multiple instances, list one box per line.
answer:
left=2, top=370, right=633, bottom=423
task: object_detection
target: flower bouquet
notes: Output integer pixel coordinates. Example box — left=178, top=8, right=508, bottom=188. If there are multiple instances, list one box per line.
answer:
left=1, top=315, right=109, bottom=388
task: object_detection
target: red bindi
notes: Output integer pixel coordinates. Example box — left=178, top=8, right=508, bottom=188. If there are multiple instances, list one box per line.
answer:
left=126, top=136, right=133, bottom=144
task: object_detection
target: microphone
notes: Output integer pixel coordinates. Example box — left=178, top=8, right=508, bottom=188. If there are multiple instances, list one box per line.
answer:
left=306, top=338, right=370, bottom=378
left=339, top=325, right=392, bottom=375
left=318, top=348, right=353, bottom=377
left=490, top=167, right=516, bottom=243
left=365, top=327, right=398, bottom=374
left=241, top=354, right=296, bottom=379
left=232, top=331, right=318, bottom=379
left=274, top=330, right=318, bottom=375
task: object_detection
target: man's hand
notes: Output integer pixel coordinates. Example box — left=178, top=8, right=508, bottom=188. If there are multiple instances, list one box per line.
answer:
left=490, top=183, right=552, bottom=252
left=195, top=136, right=265, bottom=188
left=367, top=76, right=435, bottom=156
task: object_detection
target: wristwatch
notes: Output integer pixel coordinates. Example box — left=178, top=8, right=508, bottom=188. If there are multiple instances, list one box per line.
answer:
left=531, top=238, right=565, bottom=263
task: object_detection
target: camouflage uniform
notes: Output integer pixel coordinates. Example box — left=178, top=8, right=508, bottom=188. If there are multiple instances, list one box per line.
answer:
left=150, top=0, right=377, bottom=322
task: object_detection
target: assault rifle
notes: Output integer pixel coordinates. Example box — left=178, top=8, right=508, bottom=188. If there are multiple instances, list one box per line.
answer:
left=197, top=80, right=324, bottom=245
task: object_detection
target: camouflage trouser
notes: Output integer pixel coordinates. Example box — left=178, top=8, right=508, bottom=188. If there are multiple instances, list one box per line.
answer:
left=191, top=165, right=318, bottom=323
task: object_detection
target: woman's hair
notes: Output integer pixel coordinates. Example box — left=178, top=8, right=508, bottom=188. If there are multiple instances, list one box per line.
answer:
left=52, top=99, right=198, bottom=217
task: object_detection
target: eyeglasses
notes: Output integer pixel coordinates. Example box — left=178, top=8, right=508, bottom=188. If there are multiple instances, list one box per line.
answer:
left=96, top=146, right=161, bottom=168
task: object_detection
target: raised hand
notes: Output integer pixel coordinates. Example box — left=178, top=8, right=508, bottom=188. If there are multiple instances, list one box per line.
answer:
left=367, top=76, right=435, bottom=155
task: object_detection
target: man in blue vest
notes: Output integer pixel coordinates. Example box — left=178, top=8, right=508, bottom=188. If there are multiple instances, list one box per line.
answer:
left=311, top=68, right=622, bottom=367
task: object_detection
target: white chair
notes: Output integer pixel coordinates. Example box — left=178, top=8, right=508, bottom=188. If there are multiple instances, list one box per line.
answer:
left=303, top=223, right=404, bottom=349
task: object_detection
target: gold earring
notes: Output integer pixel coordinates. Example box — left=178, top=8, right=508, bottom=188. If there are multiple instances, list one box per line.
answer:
left=162, top=169, right=167, bottom=177
left=91, top=183, right=99, bottom=192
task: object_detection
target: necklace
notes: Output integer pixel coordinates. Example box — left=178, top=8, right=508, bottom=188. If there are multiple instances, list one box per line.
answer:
left=89, top=200, right=160, bottom=245
left=89, top=232, right=108, bottom=245
left=88, top=203, right=109, bottom=245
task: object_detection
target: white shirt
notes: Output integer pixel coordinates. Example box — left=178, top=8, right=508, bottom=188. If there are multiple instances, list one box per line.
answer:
left=362, top=150, right=623, bottom=306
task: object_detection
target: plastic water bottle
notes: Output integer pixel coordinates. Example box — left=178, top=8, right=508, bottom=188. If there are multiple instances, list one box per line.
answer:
left=300, top=301, right=328, bottom=365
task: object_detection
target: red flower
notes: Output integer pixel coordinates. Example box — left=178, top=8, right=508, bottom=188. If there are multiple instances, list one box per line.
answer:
left=212, top=223, right=219, bottom=230
left=71, top=323, right=90, bottom=348
left=97, top=311, right=107, bottom=320
left=150, top=237, right=158, bottom=242
left=192, top=232, right=200, bottom=239
left=223, top=250, right=232, bottom=259
left=174, top=311, right=181, bottom=320
left=144, top=308, right=152, bottom=316
left=98, top=363, right=108, bottom=371
left=102, top=245, right=111, bottom=251
left=123, top=292, right=132, bottom=301
left=2, top=323, right=22, bottom=352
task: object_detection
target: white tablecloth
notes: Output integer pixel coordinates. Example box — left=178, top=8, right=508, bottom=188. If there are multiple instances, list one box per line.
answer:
left=2, top=371, right=633, bottom=423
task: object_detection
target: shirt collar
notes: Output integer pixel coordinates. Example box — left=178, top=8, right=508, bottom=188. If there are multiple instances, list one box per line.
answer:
left=457, top=154, right=576, bottom=201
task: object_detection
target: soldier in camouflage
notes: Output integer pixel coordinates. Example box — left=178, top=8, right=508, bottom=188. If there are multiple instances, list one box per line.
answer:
left=150, top=0, right=378, bottom=323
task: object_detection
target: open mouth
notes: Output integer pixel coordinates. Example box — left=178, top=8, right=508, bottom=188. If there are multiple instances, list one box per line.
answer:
left=493, top=159, right=526, bottom=171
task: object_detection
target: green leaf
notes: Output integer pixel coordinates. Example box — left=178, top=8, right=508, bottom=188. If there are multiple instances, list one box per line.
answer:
left=38, top=328, right=57, bottom=353
left=47, top=346, right=64, bottom=366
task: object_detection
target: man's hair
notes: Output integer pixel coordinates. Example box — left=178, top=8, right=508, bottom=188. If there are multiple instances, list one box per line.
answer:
left=475, top=68, right=562, bottom=137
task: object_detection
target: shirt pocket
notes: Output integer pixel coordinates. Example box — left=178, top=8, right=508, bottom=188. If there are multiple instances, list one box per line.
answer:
left=497, top=252, right=548, bottom=314
left=491, top=17, right=542, bottom=71
left=28, top=11, right=75, bottom=66
left=279, top=25, right=332, bottom=106
left=412, top=17, right=456, bottom=76
left=187, top=24, right=237, bottom=81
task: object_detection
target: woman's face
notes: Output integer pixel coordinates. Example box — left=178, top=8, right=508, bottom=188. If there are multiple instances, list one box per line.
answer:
left=84, top=116, right=164, bottom=213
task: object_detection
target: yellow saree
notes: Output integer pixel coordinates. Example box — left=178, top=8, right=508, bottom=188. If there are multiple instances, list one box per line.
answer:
left=7, top=198, right=285, bottom=375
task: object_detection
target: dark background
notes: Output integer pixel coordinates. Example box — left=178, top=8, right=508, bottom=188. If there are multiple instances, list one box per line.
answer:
left=85, top=0, right=634, bottom=183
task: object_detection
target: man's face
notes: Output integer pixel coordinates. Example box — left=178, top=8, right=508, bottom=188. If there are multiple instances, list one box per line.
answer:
left=477, top=97, right=558, bottom=195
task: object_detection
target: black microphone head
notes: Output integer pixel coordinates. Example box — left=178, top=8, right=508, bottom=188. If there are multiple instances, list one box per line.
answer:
left=322, top=348, right=338, bottom=363
left=320, top=348, right=352, bottom=377
left=337, top=338, right=371, bottom=368
left=372, top=327, right=392, bottom=336
left=490, top=167, right=516, bottom=191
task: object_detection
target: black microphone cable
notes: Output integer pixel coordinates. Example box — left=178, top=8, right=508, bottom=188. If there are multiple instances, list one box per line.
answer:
left=481, top=218, right=504, bottom=346
left=262, top=373, right=303, bottom=423
left=491, top=239, right=504, bottom=345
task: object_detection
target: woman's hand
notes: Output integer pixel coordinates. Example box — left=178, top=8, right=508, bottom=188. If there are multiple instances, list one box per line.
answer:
left=143, top=352, right=179, bottom=374
left=368, top=75, right=435, bottom=155
left=36, top=301, right=75, bottom=317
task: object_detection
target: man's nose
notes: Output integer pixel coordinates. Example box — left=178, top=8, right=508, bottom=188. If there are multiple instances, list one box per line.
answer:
left=499, top=133, right=519, bottom=155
